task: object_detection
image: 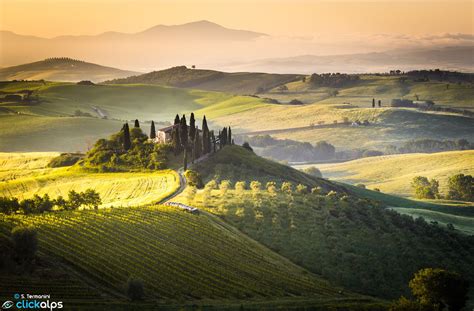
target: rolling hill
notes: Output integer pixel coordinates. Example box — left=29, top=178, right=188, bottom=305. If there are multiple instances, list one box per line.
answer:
left=0, top=152, right=385, bottom=309
left=178, top=145, right=474, bottom=305
left=105, top=66, right=302, bottom=94
left=0, top=58, right=139, bottom=82
left=296, top=150, right=474, bottom=197
left=0, top=205, right=383, bottom=309
left=0, top=81, right=270, bottom=151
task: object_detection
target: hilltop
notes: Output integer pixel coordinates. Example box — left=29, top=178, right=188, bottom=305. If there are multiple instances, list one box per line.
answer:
left=0, top=58, right=139, bottom=82
left=105, top=66, right=302, bottom=94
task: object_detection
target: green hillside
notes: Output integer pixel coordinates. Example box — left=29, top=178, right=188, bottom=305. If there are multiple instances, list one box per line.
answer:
left=217, top=104, right=474, bottom=151
left=181, top=146, right=474, bottom=304
left=105, top=66, right=302, bottom=94
left=0, top=58, right=139, bottom=82
left=193, top=145, right=346, bottom=193
left=297, top=150, right=474, bottom=197
left=0, top=205, right=383, bottom=309
left=0, top=81, right=270, bottom=151
left=265, top=74, right=474, bottom=110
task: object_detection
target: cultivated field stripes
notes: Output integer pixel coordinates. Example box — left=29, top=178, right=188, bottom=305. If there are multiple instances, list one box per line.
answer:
left=0, top=206, right=342, bottom=299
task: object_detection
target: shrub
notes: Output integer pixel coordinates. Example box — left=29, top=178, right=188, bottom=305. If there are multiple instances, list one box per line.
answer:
left=235, top=181, right=247, bottom=194
left=242, top=142, right=253, bottom=152
left=409, top=268, right=469, bottom=311
left=83, top=189, right=101, bottom=210
left=11, top=226, right=38, bottom=263
left=411, top=176, right=439, bottom=199
left=126, top=278, right=144, bottom=301
left=303, top=167, right=322, bottom=178
left=48, top=153, right=83, bottom=167
left=447, top=174, right=473, bottom=202
left=219, top=180, right=231, bottom=196
left=296, top=184, right=308, bottom=194
left=356, top=184, right=366, bottom=189
left=311, top=187, right=322, bottom=194
left=205, top=179, right=218, bottom=190
left=0, top=197, right=20, bottom=214
left=184, top=170, right=204, bottom=188
left=281, top=182, right=293, bottom=193
left=266, top=181, right=277, bottom=193
left=250, top=181, right=261, bottom=192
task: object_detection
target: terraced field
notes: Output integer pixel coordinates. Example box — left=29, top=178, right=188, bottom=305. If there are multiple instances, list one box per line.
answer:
left=0, top=153, right=179, bottom=207
left=0, top=205, right=377, bottom=307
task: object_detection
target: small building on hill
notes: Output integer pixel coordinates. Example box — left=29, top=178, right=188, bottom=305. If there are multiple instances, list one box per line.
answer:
left=151, top=124, right=178, bottom=144
left=151, top=124, right=202, bottom=144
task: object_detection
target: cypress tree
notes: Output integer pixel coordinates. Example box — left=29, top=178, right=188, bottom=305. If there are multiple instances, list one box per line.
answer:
left=183, top=148, right=188, bottom=171
left=171, top=127, right=180, bottom=155
left=134, top=119, right=140, bottom=128
left=150, top=121, right=156, bottom=139
left=222, top=127, right=227, bottom=146
left=194, top=127, right=202, bottom=160
left=174, top=114, right=180, bottom=125
left=378, top=100, right=382, bottom=107
left=211, top=131, right=216, bottom=153
left=372, top=98, right=375, bottom=108
left=180, top=115, right=188, bottom=148
left=123, top=123, right=131, bottom=151
left=189, top=113, right=196, bottom=142
left=202, top=116, right=209, bottom=154
left=228, top=127, right=232, bottom=145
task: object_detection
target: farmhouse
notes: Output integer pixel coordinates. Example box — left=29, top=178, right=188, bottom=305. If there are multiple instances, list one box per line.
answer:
left=150, top=124, right=203, bottom=144
left=150, top=124, right=178, bottom=144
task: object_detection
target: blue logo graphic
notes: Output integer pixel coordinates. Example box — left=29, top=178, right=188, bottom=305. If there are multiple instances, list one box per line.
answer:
left=1, top=301, right=14, bottom=309
left=13, top=294, right=20, bottom=299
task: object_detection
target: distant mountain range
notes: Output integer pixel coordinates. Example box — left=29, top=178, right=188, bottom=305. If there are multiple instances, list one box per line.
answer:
left=222, top=46, right=474, bottom=74
left=0, top=21, right=472, bottom=74
left=0, top=58, right=139, bottom=82
left=0, top=21, right=267, bottom=71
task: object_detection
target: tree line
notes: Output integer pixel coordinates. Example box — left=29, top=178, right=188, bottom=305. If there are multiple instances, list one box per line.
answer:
left=411, top=174, right=473, bottom=202
left=0, top=189, right=101, bottom=215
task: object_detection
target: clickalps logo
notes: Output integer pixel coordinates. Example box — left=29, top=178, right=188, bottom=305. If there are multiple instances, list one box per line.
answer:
left=2, top=294, right=63, bottom=310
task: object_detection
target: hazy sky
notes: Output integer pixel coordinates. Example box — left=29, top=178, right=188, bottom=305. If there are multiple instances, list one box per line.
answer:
left=1, top=0, right=473, bottom=38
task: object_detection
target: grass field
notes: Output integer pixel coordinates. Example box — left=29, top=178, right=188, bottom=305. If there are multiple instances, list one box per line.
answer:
left=1, top=78, right=472, bottom=152
left=391, top=207, right=474, bottom=235
left=265, top=75, right=474, bottom=110
left=0, top=81, right=271, bottom=151
left=0, top=205, right=384, bottom=309
left=0, top=153, right=180, bottom=207
left=295, top=150, right=474, bottom=197
left=217, top=104, right=474, bottom=150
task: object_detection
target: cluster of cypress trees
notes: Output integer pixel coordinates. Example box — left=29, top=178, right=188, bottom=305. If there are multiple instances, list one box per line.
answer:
left=120, top=114, right=232, bottom=170
left=169, top=113, right=227, bottom=170
left=218, top=127, right=233, bottom=148
left=371, top=98, right=382, bottom=108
